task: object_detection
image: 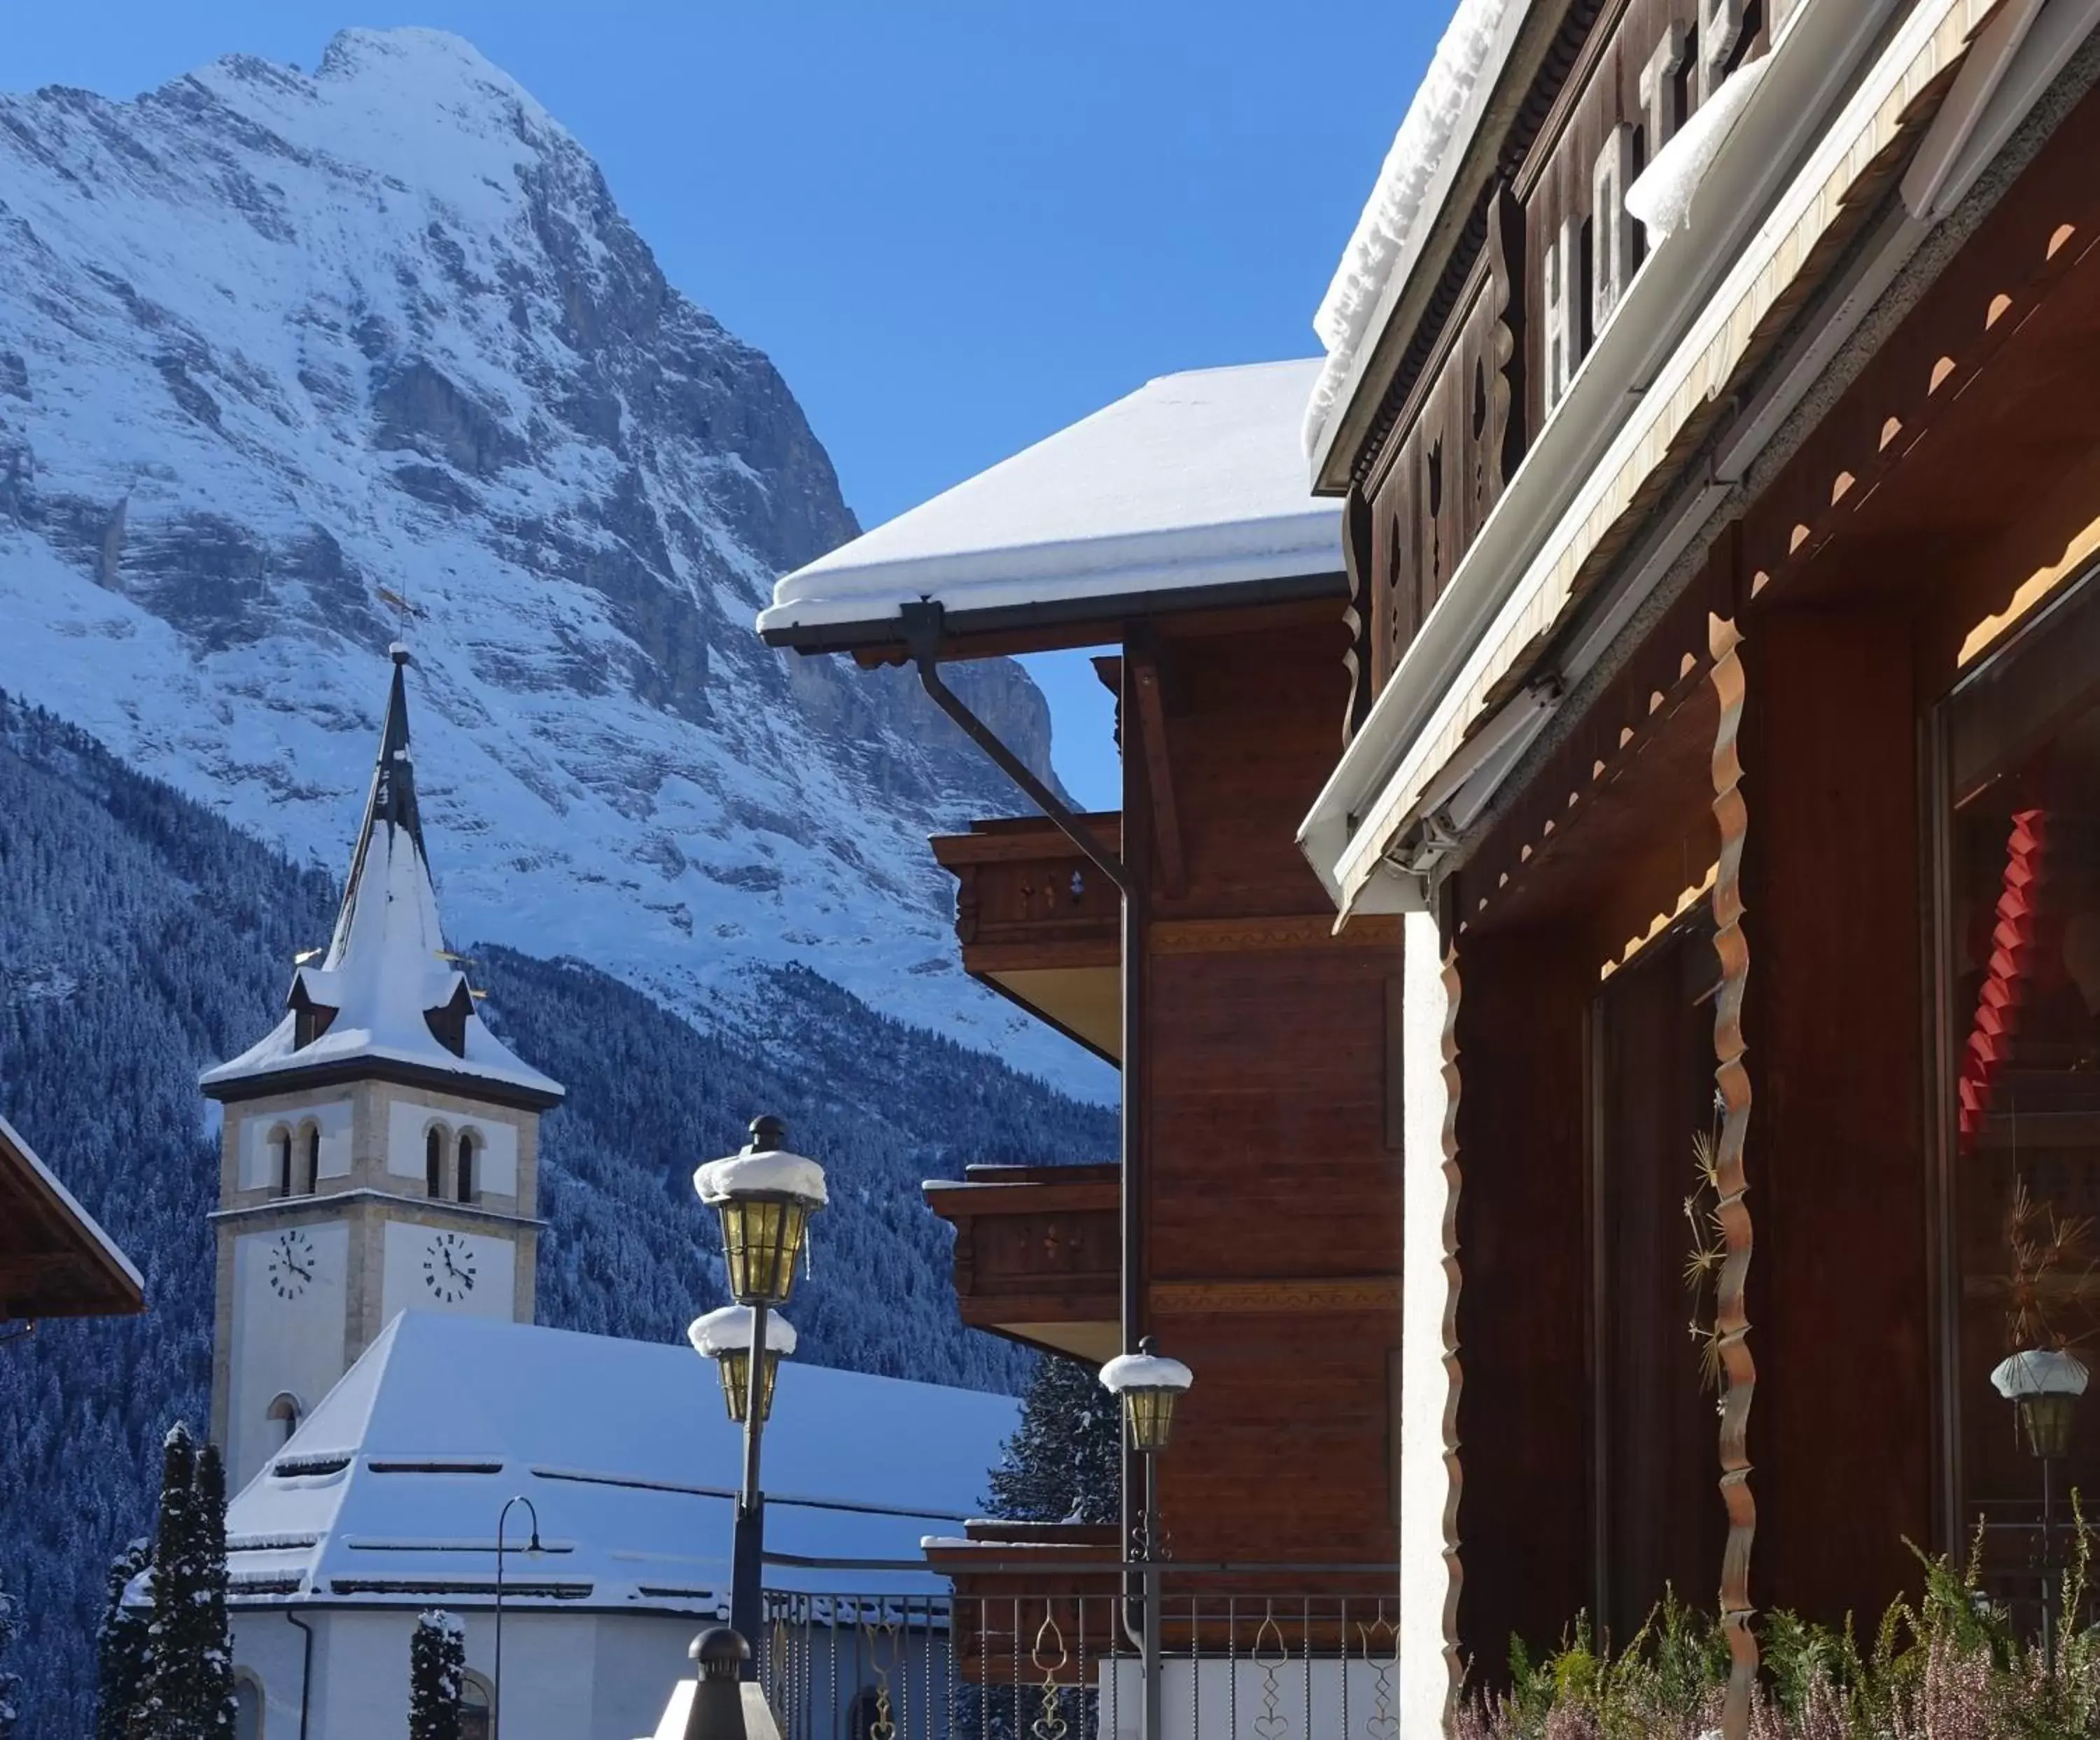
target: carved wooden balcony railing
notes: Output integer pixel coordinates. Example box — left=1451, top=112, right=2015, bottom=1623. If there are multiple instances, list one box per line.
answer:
left=930, top=814, right=1123, bottom=1061
left=922, top=1164, right=1119, bottom=1365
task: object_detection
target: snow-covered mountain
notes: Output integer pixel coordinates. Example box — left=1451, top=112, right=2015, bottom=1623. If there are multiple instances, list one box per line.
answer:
left=0, top=27, right=1107, bottom=1096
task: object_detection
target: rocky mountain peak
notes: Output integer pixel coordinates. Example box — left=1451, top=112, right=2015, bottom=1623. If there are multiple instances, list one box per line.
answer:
left=0, top=32, right=1100, bottom=1096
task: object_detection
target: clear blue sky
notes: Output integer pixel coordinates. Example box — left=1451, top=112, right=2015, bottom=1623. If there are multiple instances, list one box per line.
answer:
left=7, top=3, right=1441, bottom=809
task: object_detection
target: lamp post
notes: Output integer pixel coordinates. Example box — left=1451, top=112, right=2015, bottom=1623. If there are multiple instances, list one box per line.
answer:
left=1101, top=1338, right=1194, bottom=1740
left=1994, top=1347, right=2087, bottom=1668
left=688, top=1306, right=798, bottom=1423
left=491, top=1492, right=543, bottom=1740
left=694, top=1116, right=827, bottom=1681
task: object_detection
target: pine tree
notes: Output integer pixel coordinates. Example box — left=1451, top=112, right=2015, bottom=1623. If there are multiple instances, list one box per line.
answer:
left=987, top=1353, right=1121, bottom=1525
left=192, top=1444, right=236, bottom=1739
left=136, top=1423, right=234, bottom=1739
left=409, top=1612, right=465, bottom=1740
left=139, top=1424, right=199, bottom=1738
left=0, top=1562, right=24, bottom=1740
left=95, top=1539, right=153, bottom=1740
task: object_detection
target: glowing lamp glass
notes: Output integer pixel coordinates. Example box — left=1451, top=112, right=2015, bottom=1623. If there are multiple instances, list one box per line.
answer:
left=1124, top=1386, right=1180, bottom=1454
left=714, top=1194, right=812, bottom=1309
left=713, top=1347, right=783, bottom=1424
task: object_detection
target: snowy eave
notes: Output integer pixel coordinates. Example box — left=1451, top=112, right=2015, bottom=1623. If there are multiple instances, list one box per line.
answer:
left=757, top=360, right=1344, bottom=652
left=200, top=1007, right=563, bottom=1104
left=1304, top=0, right=1523, bottom=475
left=0, top=1111, right=146, bottom=1296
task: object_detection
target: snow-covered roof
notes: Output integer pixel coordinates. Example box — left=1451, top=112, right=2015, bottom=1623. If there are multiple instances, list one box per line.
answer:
left=201, top=651, right=561, bottom=1106
left=1304, top=0, right=1518, bottom=462
left=0, top=1111, right=145, bottom=1312
left=757, top=361, right=1344, bottom=650
left=225, top=1312, right=1018, bottom=1610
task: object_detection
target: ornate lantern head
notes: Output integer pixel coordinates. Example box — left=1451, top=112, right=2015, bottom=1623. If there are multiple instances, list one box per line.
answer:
left=1993, top=1347, right=2089, bottom=1459
left=1100, top=1337, right=1194, bottom=1454
left=688, top=1305, right=797, bottom=1424
left=693, top=1116, right=828, bottom=1308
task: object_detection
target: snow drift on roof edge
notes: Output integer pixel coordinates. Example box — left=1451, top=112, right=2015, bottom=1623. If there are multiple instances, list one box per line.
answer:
left=1304, top=0, right=1514, bottom=459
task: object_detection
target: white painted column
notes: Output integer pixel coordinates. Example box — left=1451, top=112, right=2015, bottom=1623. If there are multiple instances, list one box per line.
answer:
left=1399, top=908, right=1461, bottom=1737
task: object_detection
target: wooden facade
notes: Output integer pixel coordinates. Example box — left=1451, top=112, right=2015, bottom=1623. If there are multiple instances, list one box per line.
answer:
left=1309, top=0, right=2100, bottom=1725
left=921, top=607, right=1406, bottom=1579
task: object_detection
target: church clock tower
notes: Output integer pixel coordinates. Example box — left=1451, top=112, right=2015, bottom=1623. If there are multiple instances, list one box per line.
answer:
left=202, top=647, right=564, bottom=1491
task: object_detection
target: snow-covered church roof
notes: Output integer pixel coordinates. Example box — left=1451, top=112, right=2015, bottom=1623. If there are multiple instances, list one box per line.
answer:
left=225, top=1312, right=1019, bottom=1610
left=201, top=649, right=561, bottom=1107
left=757, top=360, right=1343, bottom=652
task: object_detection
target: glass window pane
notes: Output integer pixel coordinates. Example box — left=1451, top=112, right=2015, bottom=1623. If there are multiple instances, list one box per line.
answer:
left=1940, top=572, right=2100, bottom=1628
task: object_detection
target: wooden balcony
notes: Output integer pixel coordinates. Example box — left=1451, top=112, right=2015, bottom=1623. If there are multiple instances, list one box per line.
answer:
left=923, top=1164, right=1119, bottom=1364
left=930, top=814, right=1122, bottom=1062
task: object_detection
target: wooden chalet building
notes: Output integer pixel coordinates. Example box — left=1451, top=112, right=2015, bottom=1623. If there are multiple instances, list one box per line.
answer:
left=760, top=363, right=1406, bottom=1657
left=1, top=1111, right=144, bottom=1324
left=1292, top=0, right=2100, bottom=1732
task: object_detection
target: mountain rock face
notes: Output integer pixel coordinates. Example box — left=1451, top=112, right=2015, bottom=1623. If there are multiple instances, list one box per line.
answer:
left=0, top=28, right=1103, bottom=1095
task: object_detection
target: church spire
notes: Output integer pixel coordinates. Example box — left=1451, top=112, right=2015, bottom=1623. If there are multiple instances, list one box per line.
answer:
left=328, top=645, right=435, bottom=976
left=200, top=648, right=561, bottom=1108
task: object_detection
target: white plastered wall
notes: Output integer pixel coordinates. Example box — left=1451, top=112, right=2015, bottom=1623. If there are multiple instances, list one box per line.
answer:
left=227, top=1220, right=351, bottom=1492
left=1399, top=908, right=1461, bottom=1735
left=379, top=1221, right=517, bottom=1324
left=237, top=1099, right=353, bottom=1190
left=384, top=1096, right=519, bottom=1195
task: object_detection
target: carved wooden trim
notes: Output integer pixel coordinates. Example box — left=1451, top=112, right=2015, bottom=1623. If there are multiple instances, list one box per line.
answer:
left=1149, top=1277, right=1400, bottom=1317
left=1343, top=484, right=1376, bottom=745
left=1433, top=937, right=1466, bottom=1726
left=1128, top=642, right=1187, bottom=899
left=1488, top=181, right=1527, bottom=491
left=1147, top=914, right=1404, bottom=956
left=1709, top=612, right=1758, bottom=1740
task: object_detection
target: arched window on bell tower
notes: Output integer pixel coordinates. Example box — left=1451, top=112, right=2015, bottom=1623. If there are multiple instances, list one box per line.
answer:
left=266, top=1391, right=302, bottom=1447
left=456, top=1130, right=477, bottom=1205
left=276, top=1129, right=293, bottom=1199
left=425, top=1127, right=444, bottom=1198
left=302, top=1125, right=321, bottom=1195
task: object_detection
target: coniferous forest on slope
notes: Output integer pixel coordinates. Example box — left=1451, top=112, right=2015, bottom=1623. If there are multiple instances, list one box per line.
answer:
left=0, top=693, right=1115, bottom=1739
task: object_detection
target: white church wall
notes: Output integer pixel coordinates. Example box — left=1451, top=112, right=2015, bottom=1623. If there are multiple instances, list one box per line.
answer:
left=230, top=1604, right=707, bottom=1740
left=383, top=1099, right=518, bottom=1195
left=227, top=1609, right=311, bottom=1740
left=236, top=1098, right=353, bottom=1191
left=227, top=1220, right=351, bottom=1490
left=583, top=1612, right=721, bottom=1740
left=381, top=1220, right=516, bottom=1324
left=474, top=1119, right=519, bottom=1197
left=385, top=1097, right=438, bottom=1181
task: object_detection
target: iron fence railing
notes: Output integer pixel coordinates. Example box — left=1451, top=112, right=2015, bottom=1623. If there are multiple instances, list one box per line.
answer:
left=757, top=1579, right=1401, bottom=1740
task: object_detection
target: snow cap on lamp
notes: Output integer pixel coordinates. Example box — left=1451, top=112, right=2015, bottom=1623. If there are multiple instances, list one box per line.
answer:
left=687, top=1305, right=798, bottom=1359
left=1992, top=1348, right=2090, bottom=1399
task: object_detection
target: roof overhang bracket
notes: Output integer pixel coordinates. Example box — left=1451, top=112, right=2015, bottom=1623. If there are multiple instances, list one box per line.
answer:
left=900, top=601, right=1130, bottom=896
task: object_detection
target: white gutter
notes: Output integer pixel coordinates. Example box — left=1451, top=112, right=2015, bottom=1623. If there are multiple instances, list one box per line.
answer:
left=1301, top=0, right=2001, bottom=915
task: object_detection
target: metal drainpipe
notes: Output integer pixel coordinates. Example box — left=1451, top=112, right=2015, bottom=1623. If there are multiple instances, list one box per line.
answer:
left=899, top=601, right=1152, bottom=1719
left=286, top=1609, right=315, bottom=1740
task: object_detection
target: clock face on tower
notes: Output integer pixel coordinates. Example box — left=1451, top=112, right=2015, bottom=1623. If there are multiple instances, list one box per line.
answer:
left=266, top=1228, right=316, bottom=1300
left=421, top=1230, right=478, bottom=1304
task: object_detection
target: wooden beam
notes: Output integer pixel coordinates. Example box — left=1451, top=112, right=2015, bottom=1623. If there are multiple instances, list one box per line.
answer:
left=1127, top=644, right=1186, bottom=898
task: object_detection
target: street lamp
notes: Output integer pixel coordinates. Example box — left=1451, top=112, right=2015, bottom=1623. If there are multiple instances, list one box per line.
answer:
left=1994, top=1347, right=2087, bottom=1666
left=688, top=1306, right=798, bottom=1424
left=694, top=1116, right=827, bottom=1681
left=1101, top=1338, right=1194, bottom=1740
left=491, top=1492, right=544, bottom=1740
